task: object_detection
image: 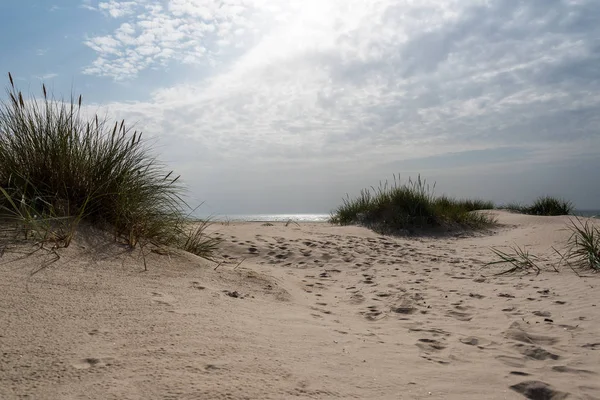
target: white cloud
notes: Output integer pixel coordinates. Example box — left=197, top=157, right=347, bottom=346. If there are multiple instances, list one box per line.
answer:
left=98, top=0, right=139, bottom=18
left=83, top=0, right=274, bottom=79
left=35, top=73, right=59, bottom=80
left=82, top=0, right=600, bottom=211
left=80, top=0, right=97, bottom=11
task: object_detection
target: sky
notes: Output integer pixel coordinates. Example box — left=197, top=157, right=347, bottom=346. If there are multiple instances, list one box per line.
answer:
left=0, top=0, right=599, bottom=215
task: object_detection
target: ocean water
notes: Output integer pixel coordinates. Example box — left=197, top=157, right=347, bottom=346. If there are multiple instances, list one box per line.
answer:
left=207, top=213, right=331, bottom=222
left=574, top=210, right=600, bottom=219
left=204, top=210, right=600, bottom=222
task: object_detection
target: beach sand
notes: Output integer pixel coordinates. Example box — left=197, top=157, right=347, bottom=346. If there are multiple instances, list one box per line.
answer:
left=1, top=210, right=598, bottom=399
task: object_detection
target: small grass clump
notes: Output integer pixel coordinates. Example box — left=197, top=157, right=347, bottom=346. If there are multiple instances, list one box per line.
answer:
left=504, top=196, right=573, bottom=216
left=487, top=217, right=599, bottom=276
left=486, top=245, right=543, bottom=275
left=0, top=73, right=218, bottom=260
left=555, top=217, right=600, bottom=273
left=330, top=175, right=496, bottom=234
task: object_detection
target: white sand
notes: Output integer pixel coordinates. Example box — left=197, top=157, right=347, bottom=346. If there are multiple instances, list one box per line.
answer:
left=1, top=211, right=598, bottom=399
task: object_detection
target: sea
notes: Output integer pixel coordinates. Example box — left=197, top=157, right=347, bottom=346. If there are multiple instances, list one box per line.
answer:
left=204, top=213, right=331, bottom=222
left=202, top=210, right=599, bottom=222
left=575, top=210, right=600, bottom=218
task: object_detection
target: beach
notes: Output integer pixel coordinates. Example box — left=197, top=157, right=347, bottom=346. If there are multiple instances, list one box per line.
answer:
left=1, top=210, right=599, bottom=399
left=2, top=1, right=599, bottom=398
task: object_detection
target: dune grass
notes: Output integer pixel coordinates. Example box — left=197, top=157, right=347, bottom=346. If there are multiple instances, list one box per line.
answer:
left=486, top=245, right=544, bottom=275
left=503, top=196, right=573, bottom=216
left=0, top=73, right=218, bottom=260
left=330, top=175, right=496, bottom=234
left=488, top=216, right=599, bottom=275
left=555, top=217, right=600, bottom=273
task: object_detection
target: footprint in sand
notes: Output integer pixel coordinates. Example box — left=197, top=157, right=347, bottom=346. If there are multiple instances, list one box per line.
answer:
left=150, top=292, right=176, bottom=306
left=532, top=310, right=551, bottom=317
left=348, top=292, right=365, bottom=305
left=504, top=321, right=559, bottom=345
left=362, top=274, right=375, bottom=284
left=409, top=328, right=451, bottom=338
left=446, top=310, right=473, bottom=322
left=391, top=298, right=417, bottom=316
left=509, top=381, right=569, bottom=400
left=191, top=281, right=206, bottom=290
left=204, top=363, right=228, bottom=373
left=468, top=293, right=485, bottom=299
left=72, top=357, right=115, bottom=370
left=552, top=365, right=596, bottom=375
left=362, top=305, right=384, bottom=320
left=88, top=328, right=111, bottom=337
left=509, top=371, right=532, bottom=376
left=420, top=355, right=451, bottom=365
left=416, top=338, right=446, bottom=352
left=459, top=337, right=494, bottom=348
left=498, top=293, right=516, bottom=298
left=254, top=235, right=267, bottom=243
left=582, top=342, right=600, bottom=350
left=311, top=305, right=333, bottom=315
left=495, top=355, right=526, bottom=368
left=513, top=343, right=559, bottom=360
left=321, top=253, right=334, bottom=262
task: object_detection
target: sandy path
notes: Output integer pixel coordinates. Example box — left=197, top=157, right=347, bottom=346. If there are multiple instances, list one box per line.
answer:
left=1, top=211, right=598, bottom=399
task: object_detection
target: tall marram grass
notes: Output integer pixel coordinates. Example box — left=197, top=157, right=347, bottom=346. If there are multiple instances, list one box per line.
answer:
left=0, top=73, right=217, bottom=258
left=504, top=196, right=573, bottom=216
left=330, top=175, right=496, bottom=233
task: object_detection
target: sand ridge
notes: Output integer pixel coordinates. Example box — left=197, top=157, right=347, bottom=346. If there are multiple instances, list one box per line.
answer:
left=1, top=211, right=598, bottom=399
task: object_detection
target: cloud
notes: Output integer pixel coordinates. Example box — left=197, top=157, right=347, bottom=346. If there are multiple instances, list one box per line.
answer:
left=83, top=0, right=274, bottom=79
left=98, top=0, right=138, bottom=18
left=80, top=0, right=96, bottom=11
left=81, top=0, right=600, bottom=210
left=35, top=73, right=59, bottom=80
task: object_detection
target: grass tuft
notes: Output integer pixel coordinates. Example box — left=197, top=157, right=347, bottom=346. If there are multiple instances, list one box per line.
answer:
left=486, top=245, right=542, bottom=275
left=330, top=174, right=496, bottom=234
left=0, top=74, right=217, bottom=260
left=487, top=217, right=599, bottom=276
left=555, top=217, right=600, bottom=273
left=176, top=219, right=221, bottom=259
left=503, top=196, right=573, bottom=216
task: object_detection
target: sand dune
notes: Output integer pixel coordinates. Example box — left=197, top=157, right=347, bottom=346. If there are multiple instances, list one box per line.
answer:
left=1, top=211, right=598, bottom=399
